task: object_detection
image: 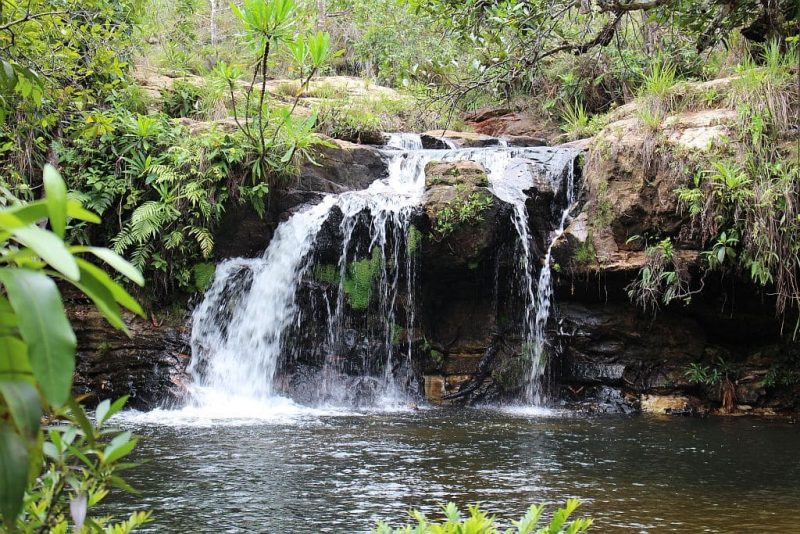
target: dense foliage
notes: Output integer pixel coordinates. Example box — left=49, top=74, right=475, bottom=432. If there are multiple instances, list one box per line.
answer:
left=0, top=165, right=148, bottom=531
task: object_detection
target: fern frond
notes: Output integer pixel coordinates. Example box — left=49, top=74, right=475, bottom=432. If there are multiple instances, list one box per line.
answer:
left=188, top=226, right=214, bottom=258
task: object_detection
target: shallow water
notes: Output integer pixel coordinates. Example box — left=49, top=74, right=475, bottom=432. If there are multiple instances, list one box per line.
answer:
left=108, top=408, right=800, bottom=533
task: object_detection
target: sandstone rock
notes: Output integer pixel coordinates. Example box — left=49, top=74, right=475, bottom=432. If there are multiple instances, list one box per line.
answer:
left=420, top=161, right=508, bottom=269
left=640, top=394, right=696, bottom=414
left=421, top=130, right=500, bottom=148
left=424, top=375, right=445, bottom=402
left=503, top=135, right=548, bottom=147
left=70, top=303, right=190, bottom=409
left=465, top=110, right=562, bottom=144
left=295, top=138, right=388, bottom=194
left=424, top=160, right=489, bottom=188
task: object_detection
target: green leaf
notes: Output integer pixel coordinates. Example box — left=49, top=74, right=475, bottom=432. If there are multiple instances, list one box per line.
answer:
left=71, top=246, right=145, bottom=287
left=109, top=475, right=140, bottom=495
left=0, top=423, right=28, bottom=524
left=0, top=269, right=76, bottom=406
left=66, top=200, right=101, bottom=224
left=66, top=397, right=96, bottom=448
left=0, top=381, right=40, bottom=439
left=76, top=259, right=144, bottom=318
left=95, top=399, right=111, bottom=427
left=11, top=226, right=80, bottom=281
left=0, top=335, right=32, bottom=383
left=69, top=262, right=127, bottom=333
left=102, top=431, right=137, bottom=464
left=106, top=395, right=129, bottom=422
left=43, top=164, right=68, bottom=238
left=0, top=198, right=93, bottom=228
left=0, top=211, right=25, bottom=231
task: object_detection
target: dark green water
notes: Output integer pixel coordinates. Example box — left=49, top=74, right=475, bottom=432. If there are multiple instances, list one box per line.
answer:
left=110, top=408, right=800, bottom=533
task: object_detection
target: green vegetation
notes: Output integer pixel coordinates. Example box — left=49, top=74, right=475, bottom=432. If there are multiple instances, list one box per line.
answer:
left=685, top=358, right=739, bottom=411
left=343, top=247, right=382, bottom=310
left=573, top=239, right=597, bottom=266
left=407, top=226, right=423, bottom=255
left=0, top=166, right=147, bottom=530
left=432, top=187, right=494, bottom=239
left=375, top=499, right=592, bottom=533
left=625, top=237, right=697, bottom=313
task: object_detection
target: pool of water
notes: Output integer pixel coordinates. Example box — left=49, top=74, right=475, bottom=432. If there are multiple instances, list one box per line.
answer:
left=108, top=407, right=800, bottom=533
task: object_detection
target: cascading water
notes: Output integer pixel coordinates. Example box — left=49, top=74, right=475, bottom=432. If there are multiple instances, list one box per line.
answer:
left=187, top=134, right=578, bottom=414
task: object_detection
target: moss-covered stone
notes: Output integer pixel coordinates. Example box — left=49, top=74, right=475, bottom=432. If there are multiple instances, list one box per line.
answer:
left=343, top=247, right=382, bottom=310
left=424, top=160, right=489, bottom=188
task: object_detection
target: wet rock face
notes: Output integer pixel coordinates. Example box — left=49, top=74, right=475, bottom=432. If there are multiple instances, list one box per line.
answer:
left=213, top=139, right=389, bottom=259
left=70, top=303, right=190, bottom=410
left=418, top=160, right=512, bottom=271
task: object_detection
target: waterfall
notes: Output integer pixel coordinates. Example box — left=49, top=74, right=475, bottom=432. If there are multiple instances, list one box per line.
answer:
left=384, top=132, right=423, bottom=150
left=188, top=197, right=338, bottom=407
left=187, top=133, right=578, bottom=413
left=523, top=152, right=578, bottom=405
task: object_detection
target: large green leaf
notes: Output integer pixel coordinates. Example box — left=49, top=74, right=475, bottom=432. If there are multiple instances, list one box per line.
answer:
left=11, top=226, right=80, bottom=281
left=0, top=381, right=40, bottom=439
left=3, top=199, right=100, bottom=226
left=43, top=164, right=67, bottom=238
left=70, top=263, right=126, bottom=333
left=66, top=200, right=101, bottom=224
left=0, top=335, right=32, bottom=383
left=0, top=211, right=24, bottom=231
left=76, top=259, right=144, bottom=318
left=71, top=246, right=145, bottom=287
left=0, top=269, right=76, bottom=406
left=0, top=423, right=28, bottom=524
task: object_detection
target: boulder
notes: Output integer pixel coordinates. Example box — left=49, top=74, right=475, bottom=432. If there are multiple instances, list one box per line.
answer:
left=504, top=135, right=548, bottom=147
left=295, top=138, right=388, bottom=194
left=419, top=161, right=509, bottom=270
left=424, top=160, right=489, bottom=188
left=465, top=109, right=562, bottom=144
left=421, top=130, right=500, bottom=148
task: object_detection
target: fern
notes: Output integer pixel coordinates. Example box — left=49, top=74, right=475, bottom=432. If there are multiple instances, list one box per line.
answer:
left=189, top=226, right=214, bottom=258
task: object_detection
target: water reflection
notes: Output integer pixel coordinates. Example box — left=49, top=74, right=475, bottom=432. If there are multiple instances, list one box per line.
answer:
left=108, top=410, right=800, bottom=533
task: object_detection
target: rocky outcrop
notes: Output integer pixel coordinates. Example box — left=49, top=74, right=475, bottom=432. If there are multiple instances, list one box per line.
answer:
left=213, top=138, right=388, bottom=259
left=421, top=130, right=501, bottom=148
left=70, top=301, right=190, bottom=410
left=465, top=108, right=561, bottom=144
left=417, top=160, right=513, bottom=271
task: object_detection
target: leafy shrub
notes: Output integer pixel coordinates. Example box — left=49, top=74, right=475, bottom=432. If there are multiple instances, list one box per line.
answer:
left=162, top=79, right=204, bottom=119
left=0, top=165, right=147, bottom=531
left=375, top=499, right=593, bottom=534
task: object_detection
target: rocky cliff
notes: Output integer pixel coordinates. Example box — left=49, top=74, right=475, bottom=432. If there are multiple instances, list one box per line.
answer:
left=71, top=80, right=800, bottom=414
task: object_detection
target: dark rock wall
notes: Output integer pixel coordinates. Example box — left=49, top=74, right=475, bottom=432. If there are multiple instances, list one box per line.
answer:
left=71, top=303, right=190, bottom=410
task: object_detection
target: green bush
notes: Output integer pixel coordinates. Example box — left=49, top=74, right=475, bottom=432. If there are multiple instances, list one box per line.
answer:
left=0, top=165, right=148, bottom=531
left=375, top=500, right=593, bottom=534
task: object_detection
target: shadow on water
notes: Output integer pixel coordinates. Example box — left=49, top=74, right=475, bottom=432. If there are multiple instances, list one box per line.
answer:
left=107, top=408, right=800, bottom=533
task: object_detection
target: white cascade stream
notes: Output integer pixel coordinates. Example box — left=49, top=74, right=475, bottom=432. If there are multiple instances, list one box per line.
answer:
left=187, top=134, right=578, bottom=415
